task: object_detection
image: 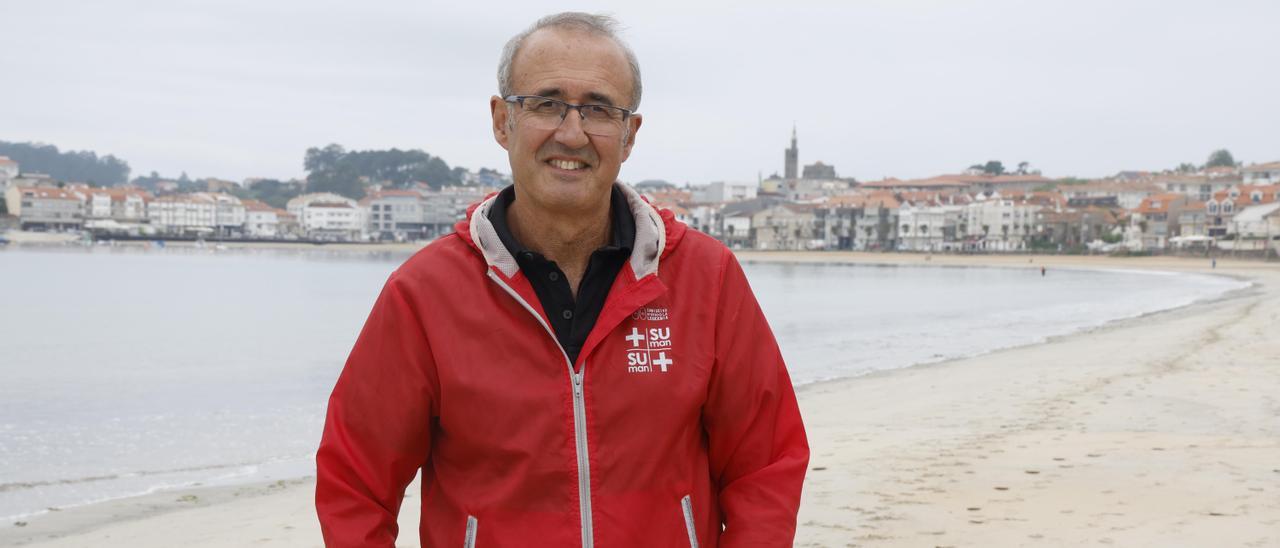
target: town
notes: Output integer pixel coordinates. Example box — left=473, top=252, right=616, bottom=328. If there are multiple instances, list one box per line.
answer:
left=2, top=132, right=1278, bottom=257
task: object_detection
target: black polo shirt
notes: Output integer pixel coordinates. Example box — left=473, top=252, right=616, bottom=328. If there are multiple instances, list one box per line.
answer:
left=487, top=185, right=635, bottom=364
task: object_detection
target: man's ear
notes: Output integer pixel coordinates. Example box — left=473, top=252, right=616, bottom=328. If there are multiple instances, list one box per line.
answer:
left=620, top=113, right=642, bottom=162
left=491, top=96, right=511, bottom=150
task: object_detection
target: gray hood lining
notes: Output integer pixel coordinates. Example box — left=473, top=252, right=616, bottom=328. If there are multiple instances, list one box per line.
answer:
left=468, top=183, right=666, bottom=279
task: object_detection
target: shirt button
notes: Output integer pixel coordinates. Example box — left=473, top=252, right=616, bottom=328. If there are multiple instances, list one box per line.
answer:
left=562, top=309, right=573, bottom=320
left=549, top=272, right=560, bottom=281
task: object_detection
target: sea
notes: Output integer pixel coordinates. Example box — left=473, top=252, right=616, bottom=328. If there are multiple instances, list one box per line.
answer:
left=0, top=246, right=1249, bottom=522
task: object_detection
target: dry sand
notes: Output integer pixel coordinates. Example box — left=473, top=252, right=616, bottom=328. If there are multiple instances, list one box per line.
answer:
left=2, top=253, right=1277, bottom=547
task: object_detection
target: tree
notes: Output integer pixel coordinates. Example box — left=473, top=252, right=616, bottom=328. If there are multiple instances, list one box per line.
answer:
left=0, top=141, right=131, bottom=185
left=231, top=178, right=301, bottom=209
left=982, top=160, right=1005, bottom=175
left=1176, top=162, right=1198, bottom=174
left=1206, top=149, right=1236, bottom=169
left=303, top=143, right=466, bottom=199
left=1016, top=161, right=1030, bottom=175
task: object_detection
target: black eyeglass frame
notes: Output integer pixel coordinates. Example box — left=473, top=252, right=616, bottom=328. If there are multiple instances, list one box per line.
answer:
left=503, top=95, right=634, bottom=124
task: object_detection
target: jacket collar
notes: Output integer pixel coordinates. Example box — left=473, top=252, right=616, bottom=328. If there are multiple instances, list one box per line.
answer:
left=461, top=182, right=677, bottom=280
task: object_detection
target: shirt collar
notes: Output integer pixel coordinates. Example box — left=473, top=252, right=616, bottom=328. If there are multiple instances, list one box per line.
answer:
left=486, top=184, right=635, bottom=261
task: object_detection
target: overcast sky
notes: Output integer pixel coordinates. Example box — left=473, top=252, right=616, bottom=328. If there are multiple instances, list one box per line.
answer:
left=2, top=0, right=1278, bottom=185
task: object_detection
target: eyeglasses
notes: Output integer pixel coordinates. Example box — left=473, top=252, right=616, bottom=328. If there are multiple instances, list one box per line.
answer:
left=504, top=95, right=633, bottom=137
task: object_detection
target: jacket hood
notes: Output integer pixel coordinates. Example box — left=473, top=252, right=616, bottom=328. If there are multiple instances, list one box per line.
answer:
left=453, top=183, right=687, bottom=279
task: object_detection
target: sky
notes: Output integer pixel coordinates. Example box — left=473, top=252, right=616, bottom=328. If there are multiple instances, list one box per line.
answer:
left=2, top=0, right=1278, bottom=185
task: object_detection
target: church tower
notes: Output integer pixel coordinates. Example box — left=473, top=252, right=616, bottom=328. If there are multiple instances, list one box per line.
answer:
left=784, top=125, right=798, bottom=179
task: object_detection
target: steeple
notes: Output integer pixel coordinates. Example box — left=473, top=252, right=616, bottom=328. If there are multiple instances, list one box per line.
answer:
left=784, top=124, right=799, bottom=180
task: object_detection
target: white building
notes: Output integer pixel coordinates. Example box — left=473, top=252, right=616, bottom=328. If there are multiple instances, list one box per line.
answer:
left=242, top=199, right=283, bottom=238
left=898, top=203, right=964, bottom=251
left=304, top=202, right=363, bottom=240
left=287, top=192, right=366, bottom=240
left=1151, top=175, right=1239, bottom=202
left=963, top=195, right=1039, bottom=251
left=1226, top=202, right=1280, bottom=253
left=692, top=181, right=757, bottom=204
left=1242, top=161, right=1280, bottom=185
left=289, top=193, right=366, bottom=240
left=148, top=194, right=216, bottom=233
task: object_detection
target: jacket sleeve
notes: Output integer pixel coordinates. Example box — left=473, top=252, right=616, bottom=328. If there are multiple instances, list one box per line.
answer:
left=703, top=250, right=810, bottom=547
left=316, top=274, right=437, bottom=547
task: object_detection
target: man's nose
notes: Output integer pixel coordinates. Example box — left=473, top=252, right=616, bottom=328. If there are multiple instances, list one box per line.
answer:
left=554, top=109, right=590, bottom=149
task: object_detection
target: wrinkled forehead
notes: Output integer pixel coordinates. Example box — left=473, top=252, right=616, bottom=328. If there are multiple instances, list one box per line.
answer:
left=510, top=27, right=634, bottom=107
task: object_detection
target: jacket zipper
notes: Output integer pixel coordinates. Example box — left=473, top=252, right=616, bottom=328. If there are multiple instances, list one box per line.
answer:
left=487, top=271, right=595, bottom=548
left=681, top=495, right=698, bottom=548
left=464, top=515, right=478, bottom=548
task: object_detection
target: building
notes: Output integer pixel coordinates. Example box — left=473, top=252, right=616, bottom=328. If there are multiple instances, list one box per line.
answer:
left=242, top=199, right=283, bottom=238
left=205, top=178, right=239, bottom=193
left=801, top=161, right=836, bottom=180
left=691, top=181, right=757, bottom=204
left=7, top=186, right=84, bottom=230
left=849, top=192, right=900, bottom=251
left=898, top=202, right=965, bottom=252
left=783, top=126, right=798, bottom=180
left=365, top=190, right=428, bottom=241
left=1205, top=184, right=1279, bottom=237
left=1242, top=161, right=1280, bottom=185
left=69, top=186, right=152, bottom=233
left=780, top=178, right=854, bottom=202
left=1150, top=174, right=1238, bottom=201
left=1175, top=202, right=1209, bottom=239
left=1128, top=193, right=1196, bottom=250
left=859, top=177, right=970, bottom=194
left=962, top=195, right=1041, bottom=251
left=720, top=197, right=776, bottom=249
left=421, top=186, right=496, bottom=238
left=1227, top=202, right=1280, bottom=252
left=286, top=193, right=365, bottom=240
left=149, top=193, right=221, bottom=234
left=751, top=203, right=818, bottom=250
left=1035, top=207, right=1122, bottom=250
left=1061, top=181, right=1163, bottom=209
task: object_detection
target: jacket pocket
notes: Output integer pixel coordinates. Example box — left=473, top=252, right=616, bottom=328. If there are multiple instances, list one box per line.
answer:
left=681, top=495, right=699, bottom=548
left=463, top=515, right=478, bottom=548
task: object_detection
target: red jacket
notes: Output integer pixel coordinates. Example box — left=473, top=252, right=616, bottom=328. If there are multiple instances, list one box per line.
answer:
left=316, top=184, right=808, bottom=547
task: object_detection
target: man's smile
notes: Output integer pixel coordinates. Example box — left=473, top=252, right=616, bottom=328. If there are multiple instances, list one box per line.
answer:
left=546, top=157, right=591, bottom=171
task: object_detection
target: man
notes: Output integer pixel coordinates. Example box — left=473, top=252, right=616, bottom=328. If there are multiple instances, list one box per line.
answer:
left=316, top=12, right=808, bottom=547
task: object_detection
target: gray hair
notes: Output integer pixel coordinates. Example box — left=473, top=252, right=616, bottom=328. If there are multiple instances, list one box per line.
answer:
left=497, top=12, right=643, bottom=111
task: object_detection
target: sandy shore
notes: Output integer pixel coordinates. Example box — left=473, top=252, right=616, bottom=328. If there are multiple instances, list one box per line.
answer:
left=2, top=253, right=1277, bottom=547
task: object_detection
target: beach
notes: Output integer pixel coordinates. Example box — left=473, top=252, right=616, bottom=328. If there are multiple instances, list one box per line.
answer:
left=2, top=253, right=1277, bottom=547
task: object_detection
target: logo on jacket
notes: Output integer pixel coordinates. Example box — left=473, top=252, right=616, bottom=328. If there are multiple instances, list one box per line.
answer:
left=625, top=307, right=673, bottom=374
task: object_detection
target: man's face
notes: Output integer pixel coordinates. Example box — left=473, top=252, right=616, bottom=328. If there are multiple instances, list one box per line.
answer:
left=490, top=28, right=642, bottom=216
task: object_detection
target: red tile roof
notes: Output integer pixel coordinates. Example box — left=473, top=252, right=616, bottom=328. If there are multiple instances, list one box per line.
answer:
left=18, top=187, right=79, bottom=200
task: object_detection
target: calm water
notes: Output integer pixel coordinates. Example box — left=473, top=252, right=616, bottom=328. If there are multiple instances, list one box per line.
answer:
left=0, top=247, right=1247, bottom=521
